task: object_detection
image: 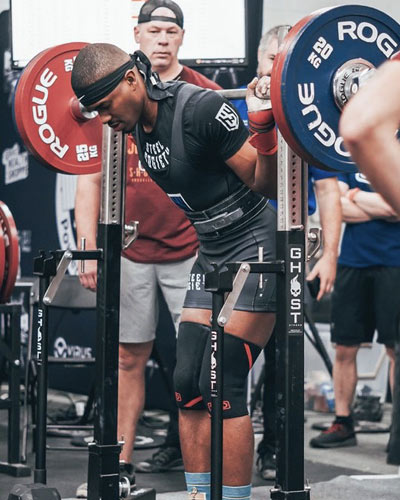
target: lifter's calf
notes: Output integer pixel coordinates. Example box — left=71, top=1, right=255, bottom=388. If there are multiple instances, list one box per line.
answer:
left=118, top=341, right=153, bottom=463
left=179, top=410, right=254, bottom=485
left=179, top=409, right=211, bottom=472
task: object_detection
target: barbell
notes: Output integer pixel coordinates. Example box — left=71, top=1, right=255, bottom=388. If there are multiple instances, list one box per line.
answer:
left=13, top=5, right=400, bottom=176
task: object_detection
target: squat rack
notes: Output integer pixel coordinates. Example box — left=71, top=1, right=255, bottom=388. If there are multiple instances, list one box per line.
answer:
left=205, top=130, right=313, bottom=500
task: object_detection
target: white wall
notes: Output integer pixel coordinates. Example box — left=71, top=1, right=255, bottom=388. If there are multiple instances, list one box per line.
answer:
left=0, top=0, right=9, bottom=13
left=263, top=0, right=400, bottom=33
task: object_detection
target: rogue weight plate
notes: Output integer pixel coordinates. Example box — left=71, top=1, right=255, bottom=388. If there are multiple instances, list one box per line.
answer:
left=14, top=42, right=102, bottom=175
left=0, top=201, right=19, bottom=303
left=270, top=5, right=400, bottom=172
left=0, top=226, right=5, bottom=293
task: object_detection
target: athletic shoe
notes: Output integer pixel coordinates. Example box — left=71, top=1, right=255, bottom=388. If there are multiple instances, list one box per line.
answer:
left=120, top=462, right=136, bottom=488
left=135, top=446, right=183, bottom=473
left=76, top=482, right=88, bottom=499
left=75, top=463, right=135, bottom=498
left=256, top=449, right=276, bottom=480
left=309, top=422, right=357, bottom=448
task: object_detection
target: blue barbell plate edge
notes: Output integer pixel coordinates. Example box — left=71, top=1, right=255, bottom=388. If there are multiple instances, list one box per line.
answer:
left=280, top=5, right=400, bottom=173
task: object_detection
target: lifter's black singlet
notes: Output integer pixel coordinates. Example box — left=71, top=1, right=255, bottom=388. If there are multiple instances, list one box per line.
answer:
left=134, top=82, right=249, bottom=212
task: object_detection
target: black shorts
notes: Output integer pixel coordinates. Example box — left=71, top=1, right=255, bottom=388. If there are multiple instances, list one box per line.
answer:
left=331, top=265, right=400, bottom=347
left=184, top=202, right=276, bottom=312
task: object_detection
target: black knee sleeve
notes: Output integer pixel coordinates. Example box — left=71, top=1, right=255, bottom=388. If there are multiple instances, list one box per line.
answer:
left=199, top=333, right=261, bottom=419
left=173, top=321, right=210, bottom=411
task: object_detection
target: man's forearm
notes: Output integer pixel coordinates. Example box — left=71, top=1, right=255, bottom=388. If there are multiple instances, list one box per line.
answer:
left=353, top=190, right=398, bottom=220
left=318, top=198, right=340, bottom=259
left=341, top=197, right=371, bottom=223
left=75, top=173, right=102, bottom=249
left=315, top=180, right=341, bottom=258
left=254, top=153, right=277, bottom=199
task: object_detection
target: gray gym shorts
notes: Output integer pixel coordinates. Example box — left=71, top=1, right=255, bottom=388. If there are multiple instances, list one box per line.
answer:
left=119, top=255, right=196, bottom=343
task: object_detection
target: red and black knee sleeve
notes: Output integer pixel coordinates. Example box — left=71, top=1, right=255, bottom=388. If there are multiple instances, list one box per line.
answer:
left=198, top=333, right=261, bottom=419
left=173, top=322, right=210, bottom=411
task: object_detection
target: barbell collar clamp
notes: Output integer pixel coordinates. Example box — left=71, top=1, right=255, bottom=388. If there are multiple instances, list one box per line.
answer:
left=333, top=58, right=376, bottom=111
left=69, top=97, right=99, bottom=122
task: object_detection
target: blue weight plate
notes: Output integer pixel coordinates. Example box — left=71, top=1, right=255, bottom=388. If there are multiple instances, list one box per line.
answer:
left=274, top=5, right=400, bottom=172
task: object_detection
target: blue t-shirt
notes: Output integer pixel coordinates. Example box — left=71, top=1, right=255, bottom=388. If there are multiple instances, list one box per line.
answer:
left=230, top=95, right=337, bottom=215
left=338, top=173, right=400, bottom=268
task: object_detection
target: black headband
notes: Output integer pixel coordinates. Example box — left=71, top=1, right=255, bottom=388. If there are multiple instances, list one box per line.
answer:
left=75, top=50, right=175, bottom=107
left=76, top=57, right=136, bottom=107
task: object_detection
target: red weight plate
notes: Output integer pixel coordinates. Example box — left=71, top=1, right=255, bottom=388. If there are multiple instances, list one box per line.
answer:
left=0, top=226, right=5, bottom=292
left=14, top=42, right=102, bottom=175
left=271, top=11, right=322, bottom=163
left=0, top=201, right=19, bottom=304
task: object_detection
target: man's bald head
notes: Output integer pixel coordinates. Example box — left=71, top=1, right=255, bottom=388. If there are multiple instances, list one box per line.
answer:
left=71, top=43, right=131, bottom=93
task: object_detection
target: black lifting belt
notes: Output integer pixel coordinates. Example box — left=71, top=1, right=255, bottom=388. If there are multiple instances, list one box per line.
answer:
left=186, top=185, right=268, bottom=238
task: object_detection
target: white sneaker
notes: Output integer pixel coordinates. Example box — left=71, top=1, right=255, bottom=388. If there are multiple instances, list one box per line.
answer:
left=75, top=482, right=87, bottom=498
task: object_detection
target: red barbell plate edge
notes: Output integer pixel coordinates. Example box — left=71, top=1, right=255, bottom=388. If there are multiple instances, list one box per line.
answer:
left=14, top=42, right=102, bottom=175
left=0, top=201, right=19, bottom=303
left=0, top=226, right=5, bottom=292
left=271, top=9, right=334, bottom=169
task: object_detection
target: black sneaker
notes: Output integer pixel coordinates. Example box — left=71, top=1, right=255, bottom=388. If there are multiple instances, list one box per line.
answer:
left=135, top=446, right=183, bottom=473
left=75, top=463, right=135, bottom=499
left=309, top=422, right=357, bottom=448
left=256, top=450, right=276, bottom=480
left=120, top=462, right=136, bottom=488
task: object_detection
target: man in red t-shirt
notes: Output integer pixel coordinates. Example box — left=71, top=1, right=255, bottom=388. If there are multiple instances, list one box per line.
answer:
left=74, top=1, right=220, bottom=494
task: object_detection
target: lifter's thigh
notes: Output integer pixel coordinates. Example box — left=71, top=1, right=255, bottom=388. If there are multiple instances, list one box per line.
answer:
left=180, top=308, right=275, bottom=347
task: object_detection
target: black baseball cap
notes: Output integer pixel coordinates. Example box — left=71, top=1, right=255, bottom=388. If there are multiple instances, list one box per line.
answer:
left=138, top=0, right=184, bottom=28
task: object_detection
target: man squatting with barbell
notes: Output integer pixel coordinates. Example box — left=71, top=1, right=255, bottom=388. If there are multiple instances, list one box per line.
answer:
left=75, top=2, right=222, bottom=492
left=71, top=39, right=277, bottom=499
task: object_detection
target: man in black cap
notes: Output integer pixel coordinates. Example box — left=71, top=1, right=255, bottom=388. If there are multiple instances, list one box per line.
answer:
left=75, top=1, right=222, bottom=497
left=72, top=35, right=277, bottom=500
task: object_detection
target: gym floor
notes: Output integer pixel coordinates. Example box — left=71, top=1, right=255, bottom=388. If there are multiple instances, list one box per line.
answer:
left=0, top=398, right=399, bottom=500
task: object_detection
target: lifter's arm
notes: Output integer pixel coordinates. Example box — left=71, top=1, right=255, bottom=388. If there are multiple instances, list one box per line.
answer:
left=340, top=60, right=400, bottom=216
left=226, top=76, right=277, bottom=198
left=74, top=172, right=102, bottom=290
left=226, top=142, right=277, bottom=198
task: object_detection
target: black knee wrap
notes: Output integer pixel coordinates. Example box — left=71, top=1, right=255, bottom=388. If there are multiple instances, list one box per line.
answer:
left=199, top=333, right=261, bottom=419
left=173, top=321, right=210, bottom=411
